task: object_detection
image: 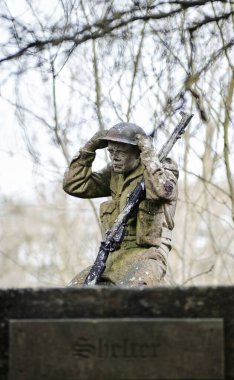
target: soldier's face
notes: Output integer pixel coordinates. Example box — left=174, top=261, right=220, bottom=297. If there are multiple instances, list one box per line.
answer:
left=107, top=142, right=140, bottom=174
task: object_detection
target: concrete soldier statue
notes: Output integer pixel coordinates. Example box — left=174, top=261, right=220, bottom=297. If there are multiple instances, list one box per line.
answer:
left=63, top=122, right=179, bottom=287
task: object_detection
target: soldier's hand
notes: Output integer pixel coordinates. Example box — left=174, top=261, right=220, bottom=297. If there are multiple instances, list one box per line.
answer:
left=135, top=134, right=153, bottom=153
left=84, top=130, right=108, bottom=152
left=135, top=134, right=161, bottom=171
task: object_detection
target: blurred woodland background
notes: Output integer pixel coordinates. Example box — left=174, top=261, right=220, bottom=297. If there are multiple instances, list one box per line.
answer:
left=0, top=0, right=233, bottom=287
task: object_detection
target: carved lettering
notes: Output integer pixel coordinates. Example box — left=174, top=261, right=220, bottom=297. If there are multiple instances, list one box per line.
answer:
left=73, top=337, right=158, bottom=359
left=73, top=338, right=95, bottom=358
left=9, top=318, right=224, bottom=380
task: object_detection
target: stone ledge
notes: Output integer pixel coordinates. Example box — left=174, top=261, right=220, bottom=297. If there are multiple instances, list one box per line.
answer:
left=0, top=286, right=233, bottom=379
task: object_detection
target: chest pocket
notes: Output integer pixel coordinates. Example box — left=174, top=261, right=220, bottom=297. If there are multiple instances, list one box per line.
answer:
left=136, top=199, right=164, bottom=247
left=100, top=200, right=118, bottom=238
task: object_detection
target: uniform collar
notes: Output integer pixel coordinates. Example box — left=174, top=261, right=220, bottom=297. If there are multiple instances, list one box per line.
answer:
left=110, top=163, right=144, bottom=195
left=123, top=162, right=144, bottom=185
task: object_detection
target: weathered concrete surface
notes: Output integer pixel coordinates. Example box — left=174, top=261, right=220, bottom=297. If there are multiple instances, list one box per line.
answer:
left=0, top=286, right=234, bottom=379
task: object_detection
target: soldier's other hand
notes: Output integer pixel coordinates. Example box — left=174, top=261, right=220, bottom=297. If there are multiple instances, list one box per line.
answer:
left=135, top=134, right=153, bottom=152
left=85, top=130, right=108, bottom=152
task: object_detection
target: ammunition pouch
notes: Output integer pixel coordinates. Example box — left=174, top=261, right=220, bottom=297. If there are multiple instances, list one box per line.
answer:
left=136, top=199, right=172, bottom=248
left=100, top=200, right=118, bottom=238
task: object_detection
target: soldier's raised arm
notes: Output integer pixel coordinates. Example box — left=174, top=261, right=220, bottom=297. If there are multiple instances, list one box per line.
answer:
left=136, top=134, right=178, bottom=201
left=63, top=131, right=111, bottom=199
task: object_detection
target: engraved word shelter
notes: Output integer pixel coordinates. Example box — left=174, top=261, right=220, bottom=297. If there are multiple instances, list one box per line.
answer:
left=9, top=318, right=224, bottom=380
left=73, top=337, right=158, bottom=359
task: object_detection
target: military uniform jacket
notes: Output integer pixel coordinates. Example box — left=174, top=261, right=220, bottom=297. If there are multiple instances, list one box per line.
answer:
left=63, top=147, right=178, bottom=250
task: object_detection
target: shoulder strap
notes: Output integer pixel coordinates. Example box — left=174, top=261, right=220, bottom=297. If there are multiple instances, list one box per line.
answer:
left=163, top=204, right=174, bottom=230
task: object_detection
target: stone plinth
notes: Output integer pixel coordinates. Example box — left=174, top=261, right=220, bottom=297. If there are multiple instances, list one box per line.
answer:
left=0, top=286, right=233, bottom=379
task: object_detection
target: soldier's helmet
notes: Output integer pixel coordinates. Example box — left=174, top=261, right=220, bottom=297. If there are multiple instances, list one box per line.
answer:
left=99, top=122, right=146, bottom=146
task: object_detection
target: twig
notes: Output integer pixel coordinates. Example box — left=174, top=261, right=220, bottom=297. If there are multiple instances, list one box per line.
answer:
left=182, top=264, right=215, bottom=285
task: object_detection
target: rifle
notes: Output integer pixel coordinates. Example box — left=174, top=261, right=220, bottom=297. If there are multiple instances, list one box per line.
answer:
left=84, top=111, right=193, bottom=286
